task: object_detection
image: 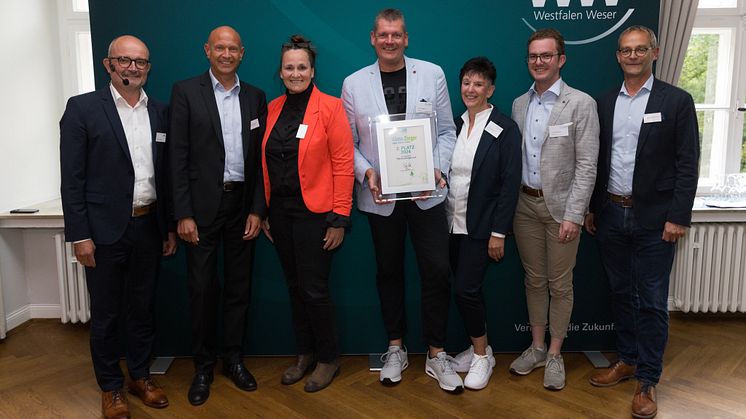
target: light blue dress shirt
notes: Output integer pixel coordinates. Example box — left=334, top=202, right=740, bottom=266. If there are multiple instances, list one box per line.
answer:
left=209, top=69, right=244, bottom=182
left=609, top=74, right=654, bottom=196
left=522, top=78, right=563, bottom=189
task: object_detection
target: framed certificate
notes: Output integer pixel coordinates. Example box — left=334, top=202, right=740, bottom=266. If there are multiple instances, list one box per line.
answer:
left=374, top=116, right=436, bottom=195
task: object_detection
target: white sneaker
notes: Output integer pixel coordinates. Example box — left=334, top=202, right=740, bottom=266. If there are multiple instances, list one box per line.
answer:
left=380, top=345, right=408, bottom=386
left=464, top=354, right=494, bottom=390
left=452, top=345, right=496, bottom=373
left=425, top=352, right=464, bottom=393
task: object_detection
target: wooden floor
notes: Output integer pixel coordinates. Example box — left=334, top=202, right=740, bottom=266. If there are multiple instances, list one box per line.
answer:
left=1, top=314, right=745, bottom=418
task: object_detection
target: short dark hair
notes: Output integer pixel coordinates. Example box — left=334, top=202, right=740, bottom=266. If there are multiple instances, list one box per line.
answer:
left=527, top=28, right=566, bottom=56
left=372, top=8, right=406, bottom=33
left=280, top=34, right=316, bottom=68
left=459, top=57, right=496, bottom=85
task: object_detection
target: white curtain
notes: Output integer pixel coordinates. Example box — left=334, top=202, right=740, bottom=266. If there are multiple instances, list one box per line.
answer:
left=656, top=0, right=700, bottom=84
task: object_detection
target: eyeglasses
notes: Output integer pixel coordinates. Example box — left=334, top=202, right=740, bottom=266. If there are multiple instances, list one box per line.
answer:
left=617, top=47, right=651, bottom=57
left=526, top=53, right=560, bottom=64
left=109, top=56, right=149, bottom=69
left=374, top=32, right=405, bottom=41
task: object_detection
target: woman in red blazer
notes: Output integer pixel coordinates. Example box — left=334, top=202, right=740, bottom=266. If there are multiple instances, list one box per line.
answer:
left=260, top=35, right=354, bottom=393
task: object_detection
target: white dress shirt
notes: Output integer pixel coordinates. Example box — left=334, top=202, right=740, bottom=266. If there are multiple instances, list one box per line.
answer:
left=110, top=83, right=156, bottom=208
left=521, top=78, right=563, bottom=189
left=447, top=106, right=492, bottom=235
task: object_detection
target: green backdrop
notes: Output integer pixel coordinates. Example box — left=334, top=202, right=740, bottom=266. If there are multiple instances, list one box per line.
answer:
left=88, top=0, right=659, bottom=355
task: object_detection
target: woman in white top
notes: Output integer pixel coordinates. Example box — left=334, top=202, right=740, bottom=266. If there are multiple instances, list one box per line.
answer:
left=445, top=57, right=522, bottom=390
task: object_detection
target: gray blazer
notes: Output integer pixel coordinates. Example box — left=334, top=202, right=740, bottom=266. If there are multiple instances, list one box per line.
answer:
left=511, top=81, right=599, bottom=225
left=341, top=56, right=457, bottom=216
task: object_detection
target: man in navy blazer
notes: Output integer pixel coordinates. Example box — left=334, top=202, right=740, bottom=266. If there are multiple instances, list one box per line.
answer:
left=169, top=26, right=267, bottom=405
left=60, top=35, right=175, bottom=419
left=585, top=26, right=699, bottom=419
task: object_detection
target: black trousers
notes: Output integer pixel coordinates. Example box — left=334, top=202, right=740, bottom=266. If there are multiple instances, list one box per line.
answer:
left=269, top=197, right=338, bottom=362
left=449, top=233, right=491, bottom=338
left=366, top=201, right=451, bottom=348
left=85, top=213, right=162, bottom=392
left=186, top=186, right=254, bottom=373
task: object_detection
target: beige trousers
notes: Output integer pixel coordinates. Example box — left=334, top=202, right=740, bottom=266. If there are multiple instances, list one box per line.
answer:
left=513, top=192, right=580, bottom=339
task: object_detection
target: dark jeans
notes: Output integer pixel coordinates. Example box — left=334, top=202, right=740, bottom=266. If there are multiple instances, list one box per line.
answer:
left=449, top=234, right=491, bottom=338
left=269, top=197, right=338, bottom=362
left=595, top=200, right=675, bottom=385
left=186, top=185, right=254, bottom=373
left=85, top=213, right=162, bottom=391
left=366, top=201, right=450, bottom=349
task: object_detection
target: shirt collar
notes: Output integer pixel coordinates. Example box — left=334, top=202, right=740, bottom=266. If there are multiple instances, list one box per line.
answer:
left=109, top=83, right=148, bottom=108
left=529, top=78, right=562, bottom=98
left=209, top=68, right=240, bottom=94
left=619, top=73, right=654, bottom=97
left=460, top=104, right=493, bottom=124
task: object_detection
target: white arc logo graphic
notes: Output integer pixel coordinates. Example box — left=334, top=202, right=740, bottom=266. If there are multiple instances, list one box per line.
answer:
left=524, top=1, right=634, bottom=45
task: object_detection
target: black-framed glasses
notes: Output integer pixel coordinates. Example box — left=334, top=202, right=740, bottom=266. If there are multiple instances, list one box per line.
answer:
left=108, top=56, right=150, bottom=69
left=618, top=47, right=651, bottom=57
left=526, top=53, right=560, bottom=63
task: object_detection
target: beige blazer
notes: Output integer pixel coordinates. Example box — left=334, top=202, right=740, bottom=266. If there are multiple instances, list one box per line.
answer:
left=512, top=81, right=599, bottom=225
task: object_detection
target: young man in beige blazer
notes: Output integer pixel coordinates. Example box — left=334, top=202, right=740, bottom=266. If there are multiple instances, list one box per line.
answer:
left=510, top=28, right=599, bottom=391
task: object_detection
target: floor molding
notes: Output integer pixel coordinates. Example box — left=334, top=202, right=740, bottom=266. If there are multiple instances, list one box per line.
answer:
left=6, top=304, right=60, bottom=331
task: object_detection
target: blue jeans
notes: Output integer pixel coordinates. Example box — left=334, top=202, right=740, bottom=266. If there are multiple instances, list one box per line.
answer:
left=595, top=200, right=675, bottom=385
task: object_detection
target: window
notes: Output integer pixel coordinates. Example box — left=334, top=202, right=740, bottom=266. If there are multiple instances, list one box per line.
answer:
left=678, top=0, right=746, bottom=192
left=56, top=0, right=94, bottom=102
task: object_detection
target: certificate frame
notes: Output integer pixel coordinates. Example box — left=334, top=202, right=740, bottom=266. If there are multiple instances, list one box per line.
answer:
left=373, top=115, right=437, bottom=195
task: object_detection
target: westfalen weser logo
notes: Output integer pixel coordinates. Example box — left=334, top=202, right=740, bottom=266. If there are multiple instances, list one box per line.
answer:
left=523, top=0, right=636, bottom=45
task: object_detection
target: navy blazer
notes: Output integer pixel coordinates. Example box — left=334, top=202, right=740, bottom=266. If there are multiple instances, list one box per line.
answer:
left=169, top=72, right=268, bottom=226
left=590, top=78, right=700, bottom=229
left=453, top=106, right=522, bottom=239
left=60, top=87, right=172, bottom=245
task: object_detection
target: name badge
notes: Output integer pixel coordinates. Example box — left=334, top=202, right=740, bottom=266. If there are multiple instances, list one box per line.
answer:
left=250, top=118, right=260, bottom=130
left=548, top=122, right=572, bottom=138
left=643, top=112, right=663, bottom=123
left=155, top=132, right=167, bottom=143
left=296, top=124, right=308, bottom=139
left=415, top=101, right=433, bottom=114
left=484, top=121, right=503, bottom=139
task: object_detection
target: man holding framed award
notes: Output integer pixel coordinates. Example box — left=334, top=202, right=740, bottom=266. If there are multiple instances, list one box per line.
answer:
left=341, top=8, right=459, bottom=393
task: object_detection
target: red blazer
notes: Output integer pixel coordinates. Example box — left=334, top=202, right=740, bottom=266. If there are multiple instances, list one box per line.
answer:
left=262, top=85, right=354, bottom=216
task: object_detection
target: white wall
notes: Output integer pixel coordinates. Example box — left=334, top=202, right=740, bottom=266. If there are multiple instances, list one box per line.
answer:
left=0, top=0, right=64, bottom=212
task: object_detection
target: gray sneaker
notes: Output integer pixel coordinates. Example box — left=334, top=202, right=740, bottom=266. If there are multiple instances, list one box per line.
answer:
left=544, top=353, right=566, bottom=391
left=452, top=345, right=496, bottom=373
left=509, top=345, right=547, bottom=375
left=379, top=345, right=408, bottom=386
left=425, top=352, right=464, bottom=393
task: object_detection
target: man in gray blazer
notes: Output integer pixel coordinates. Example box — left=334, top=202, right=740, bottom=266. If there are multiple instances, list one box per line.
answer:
left=341, top=8, right=459, bottom=393
left=509, top=28, right=599, bottom=391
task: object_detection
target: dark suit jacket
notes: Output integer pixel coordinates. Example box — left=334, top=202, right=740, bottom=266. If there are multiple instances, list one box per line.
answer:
left=453, top=106, right=522, bottom=240
left=590, top=78, right=700, bottom=229
left=169, top=72, right=268, bottom=226
left=60, top=87, right=172, bottom=245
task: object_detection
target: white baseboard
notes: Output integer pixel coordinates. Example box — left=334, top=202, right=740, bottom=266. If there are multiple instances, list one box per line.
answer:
left=668, top=296, right=679, bottom=312
left=6, top=304, right=61, bottom=331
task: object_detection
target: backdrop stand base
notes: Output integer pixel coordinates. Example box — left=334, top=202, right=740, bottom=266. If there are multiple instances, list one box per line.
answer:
left=584, top=351, right=610, bottom=368
left=150, top=357, right=174, bottom=375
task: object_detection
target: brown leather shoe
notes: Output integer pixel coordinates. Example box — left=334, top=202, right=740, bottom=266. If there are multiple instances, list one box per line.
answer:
left=632, top=382, right=657, bottom=418
left=128, top=377, right=169, bottom=408
left=304, top=360, right=340, bottom=393
left=102, top=390, right=130, bottom=419
left=589, top=360, right=636, bottom=387
left=282, top=354, right=316, bottom=385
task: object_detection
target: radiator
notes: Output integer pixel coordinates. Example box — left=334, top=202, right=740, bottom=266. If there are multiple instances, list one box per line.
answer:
left=54, top=233, right=90, bottom=323
left=671, top=223, right=746, bottom=313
